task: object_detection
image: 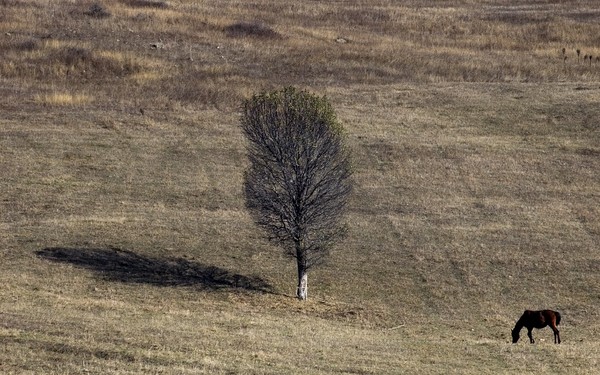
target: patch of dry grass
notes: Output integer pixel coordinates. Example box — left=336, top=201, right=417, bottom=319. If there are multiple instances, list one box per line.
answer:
left=1, top=0, right=600, bottom=373
left=34, top=91, right=93, bottom=106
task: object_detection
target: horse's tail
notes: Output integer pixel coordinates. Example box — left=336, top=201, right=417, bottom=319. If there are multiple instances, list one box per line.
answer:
left=555, top=311, right=561, bottom=326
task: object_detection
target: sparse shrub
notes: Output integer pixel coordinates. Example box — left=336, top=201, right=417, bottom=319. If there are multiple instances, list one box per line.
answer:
left=484, top=12, right=550, bottom=25
left=224, top=21, right=281, bottom=39
left=0, top=41, right=141, bottom=80
left=62, top=47, right=93, bottom=67
left=326, top=8, right=391, bottom=27
left=12, top=39, right=38, bottom=51
left=85, top=3, right=111, bottom=18
left=20, top=40, right=38, bottom=51
left=55, top=47, right=140, bottom=78
left=132, top=12, right=152, bottom=21
left=167, top=71, right=245, bottom=109
left=125, top=0, right=169, bottom=9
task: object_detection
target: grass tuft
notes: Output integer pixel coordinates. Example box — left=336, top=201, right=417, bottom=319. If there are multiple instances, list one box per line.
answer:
left=124, top=0, right=169, bottom=9
left=224, top=21, right=282, bottom=39
left=34, top=91, right=92, bottom=106
left=85, top=2, right=111, bottom=18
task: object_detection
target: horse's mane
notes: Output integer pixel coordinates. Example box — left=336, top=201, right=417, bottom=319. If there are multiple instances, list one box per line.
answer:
left=512, top=311, right=527, bottom=333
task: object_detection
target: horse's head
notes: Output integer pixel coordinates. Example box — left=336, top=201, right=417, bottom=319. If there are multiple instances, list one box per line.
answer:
left=511, top=328, right=520, bottom=343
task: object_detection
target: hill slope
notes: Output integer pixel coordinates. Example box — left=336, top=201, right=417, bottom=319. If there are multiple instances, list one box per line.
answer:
left=1, top=1, right=599, bottom=373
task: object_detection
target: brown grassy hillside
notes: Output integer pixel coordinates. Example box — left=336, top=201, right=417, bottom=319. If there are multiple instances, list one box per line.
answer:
left=1, top=0, right=599, bottom=373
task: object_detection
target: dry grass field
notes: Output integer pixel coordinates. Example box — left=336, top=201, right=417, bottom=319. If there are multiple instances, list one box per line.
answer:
left=1, top=0, right=599, bottom=373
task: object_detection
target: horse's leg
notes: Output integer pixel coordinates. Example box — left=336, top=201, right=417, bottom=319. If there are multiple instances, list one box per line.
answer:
left=551, top=325, right=561, bottom=344
left=527, top=328, right=534, bottom=343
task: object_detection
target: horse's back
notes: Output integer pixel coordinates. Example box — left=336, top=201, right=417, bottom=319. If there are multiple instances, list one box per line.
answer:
left=521, top=310, right=535, bottom=318
left=542, top=309, right=561, bottom=326
left=519, top=309, right=561, bottom=325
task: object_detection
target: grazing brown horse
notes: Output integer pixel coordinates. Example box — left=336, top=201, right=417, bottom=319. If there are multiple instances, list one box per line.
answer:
left=512, top=310, right=561, bottom=344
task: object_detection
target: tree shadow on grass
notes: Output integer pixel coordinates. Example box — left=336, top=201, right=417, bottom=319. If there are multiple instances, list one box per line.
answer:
left=36, top=247, right=273, bottom=293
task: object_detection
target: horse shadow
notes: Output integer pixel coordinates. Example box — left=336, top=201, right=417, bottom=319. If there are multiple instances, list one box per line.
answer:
left=36, top=246, right=272, bottom=293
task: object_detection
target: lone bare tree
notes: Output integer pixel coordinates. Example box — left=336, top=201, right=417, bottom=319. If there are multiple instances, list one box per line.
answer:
left=241, top=87, right=352, bottom=300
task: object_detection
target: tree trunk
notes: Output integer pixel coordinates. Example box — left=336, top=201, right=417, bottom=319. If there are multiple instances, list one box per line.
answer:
left=296, top=265, right=308, bottom=300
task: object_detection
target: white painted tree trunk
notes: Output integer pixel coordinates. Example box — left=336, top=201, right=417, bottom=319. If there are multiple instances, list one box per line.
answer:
left=297, top=270, right=308, bottom=300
